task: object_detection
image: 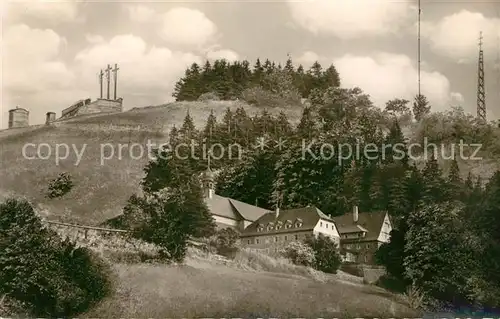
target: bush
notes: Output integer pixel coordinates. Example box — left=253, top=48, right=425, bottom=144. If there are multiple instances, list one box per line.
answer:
left=198, top=92, right=220, bottom=102
left=0, top=198, right=112, bottom=317
left=209, top=227, right=239, bottom=258
left=241, top=86, right=301, bottom=108
left=305, top=234, right=342, bottom=274
left=281, top=241, right=315, bottom=267
left=47, top=172, right=74, bottom=198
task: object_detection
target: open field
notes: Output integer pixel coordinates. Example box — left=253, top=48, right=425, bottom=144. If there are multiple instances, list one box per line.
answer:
left=87, top=258, right=419, bottom=318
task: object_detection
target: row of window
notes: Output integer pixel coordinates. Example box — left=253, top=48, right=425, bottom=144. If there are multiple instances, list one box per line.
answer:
left=344, top=242, right=372, bottom=250
left=319, top=221, right=334, bottom=230
left=247, top=234, right=300, bottom=245
left=341, top=232, right=366, bottom=239
left=256, top=220, right=303, bottom=232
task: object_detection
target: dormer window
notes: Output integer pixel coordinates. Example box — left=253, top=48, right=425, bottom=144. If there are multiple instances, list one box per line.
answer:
left=294, top=218, right=303, bottom=227
left=276, top=225, right=282, bottom=230
left=267, top=222, right=275, bottom=231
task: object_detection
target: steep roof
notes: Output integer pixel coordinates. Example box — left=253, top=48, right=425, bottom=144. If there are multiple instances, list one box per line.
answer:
left=241, top=206, right=335, bottom=237
left=204, top=194, right=269, bottom=222
left=332, top=210, right=387, bottom=242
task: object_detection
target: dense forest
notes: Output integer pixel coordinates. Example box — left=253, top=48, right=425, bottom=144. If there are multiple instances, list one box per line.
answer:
left=135, top=56, right=500, bottom=312
left=172, top=55, right=340, bottom=102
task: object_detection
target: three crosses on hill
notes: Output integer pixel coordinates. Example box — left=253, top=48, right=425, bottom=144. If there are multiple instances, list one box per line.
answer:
left=98, top=63, right=120, bottom=100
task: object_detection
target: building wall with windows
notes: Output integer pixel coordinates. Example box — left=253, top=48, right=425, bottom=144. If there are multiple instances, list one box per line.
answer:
left=313, top=219, right=340, bottom=245
left=242, top=229, right=312, bottom=254
left=340, top=240, right=380, bottom=264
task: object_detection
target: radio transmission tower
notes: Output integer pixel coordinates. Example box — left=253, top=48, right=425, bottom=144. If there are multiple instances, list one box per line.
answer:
left=496, top=8, right=500, bottom=123
left=417, top=0, right=421, bottom=96
left=477, top=31, right=486, bottom=121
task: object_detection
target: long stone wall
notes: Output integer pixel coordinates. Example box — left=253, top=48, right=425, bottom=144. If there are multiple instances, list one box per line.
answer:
left=81, top=98, right=123, bottom=115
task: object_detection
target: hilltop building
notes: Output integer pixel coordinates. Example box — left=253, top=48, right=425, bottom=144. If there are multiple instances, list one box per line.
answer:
left=332, top=207, right=392, bottom=264
left=8, top=106, right=29, bottom=128
left=240, top=205, right=340, bottom=255
left=60, top=97, right=123, bottom=119
left=46, top=112, right=56, bottom=124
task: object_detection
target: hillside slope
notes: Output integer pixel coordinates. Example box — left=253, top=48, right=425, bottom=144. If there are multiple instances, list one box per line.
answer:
left=86, top=260, right=419, bottom=317
left=1, top=101, right=498, bottom=225
left=0, top=101, right=301, bottom=224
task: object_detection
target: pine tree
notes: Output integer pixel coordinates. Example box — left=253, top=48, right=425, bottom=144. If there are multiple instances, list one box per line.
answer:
left=275, top=111, right=292, bottom=138
left=420, top=154, right=445, bottom=204
left=203, top=110, right=217, bottom=143
left=387, top=164, right=410, bottom=218
left=446, top=158, right=463, bottom=201
left=412, top=94, right=431, bottom=122
left=296, top=107, right=318, bottom=140
left=180, top=110, right=197, bottom=140
left=383, top=119, right=408, bottom=165
left=406, top=163, right=423, bottom=213
left=284, top=54, right=294, bottom=74
left=169, top=125, right=180, bottom=146
left=323, top=65, right=340, bottom=88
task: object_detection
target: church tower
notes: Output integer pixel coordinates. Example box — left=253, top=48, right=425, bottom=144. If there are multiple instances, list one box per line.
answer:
left=201, top=167, right=215, bottom=199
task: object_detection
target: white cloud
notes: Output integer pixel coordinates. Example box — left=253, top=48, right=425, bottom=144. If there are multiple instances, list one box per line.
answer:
left=206, top=49, right=239, bottom=62
left=287, top=0, right=414, bottom=39
left=124, top=4, right=157, bottom=23
left=85, top=34, right=105, bottom=44
left=2, top=24, right=76, bottom=127
left=5, top=0, right=81, bottom=24
left=3, top=24, right=74, bottom=93
left=420, top=10, right=500, bottom=64
left=74, top=34, right=202, bottom=101
left=332, top=52, right=462, bottom=110
left=295, top=51, right=321, bottom=66
left=159, top=7, right=218, bottom=47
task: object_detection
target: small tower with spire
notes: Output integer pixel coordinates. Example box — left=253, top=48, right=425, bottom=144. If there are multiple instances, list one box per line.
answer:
left=201, top=155, right=215, bottom=199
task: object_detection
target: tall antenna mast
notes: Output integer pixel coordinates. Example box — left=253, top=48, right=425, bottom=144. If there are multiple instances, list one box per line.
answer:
left=477, top=31, right=486, bottom=121
left=417, top=0, right=421, bottom=97
left=496, top=7, right=500, bottom=122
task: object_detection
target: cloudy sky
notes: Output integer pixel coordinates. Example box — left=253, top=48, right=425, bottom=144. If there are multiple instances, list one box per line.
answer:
left=2, top=0, right=500, bottom=128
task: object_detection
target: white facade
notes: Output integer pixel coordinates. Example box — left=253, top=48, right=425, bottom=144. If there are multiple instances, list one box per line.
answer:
left=313, top=218, right=340, bottom=245
left=213, top=214, right=239, bottom=227
left=376, top=213, right=392, bottom=243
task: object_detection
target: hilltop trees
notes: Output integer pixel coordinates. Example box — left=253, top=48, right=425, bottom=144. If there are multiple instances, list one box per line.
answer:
left=172, top=56, right=341, bottom=103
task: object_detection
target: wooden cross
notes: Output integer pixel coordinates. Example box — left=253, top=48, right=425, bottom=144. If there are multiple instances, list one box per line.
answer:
left=98, top=69, right=104, bottom=98
left=105, top=64, right=112, bottom=99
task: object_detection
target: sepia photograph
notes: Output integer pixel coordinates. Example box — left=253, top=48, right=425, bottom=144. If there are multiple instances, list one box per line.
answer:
left=1, top=0, right=500, bottom=317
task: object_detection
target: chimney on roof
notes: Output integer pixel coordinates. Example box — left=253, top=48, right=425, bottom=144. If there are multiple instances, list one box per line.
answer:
left=275, top=207, right=279, bottom=218
left=353, top=205, right=359, bottom=223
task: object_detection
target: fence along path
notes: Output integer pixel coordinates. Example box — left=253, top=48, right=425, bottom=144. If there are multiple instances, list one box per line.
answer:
left=43, top=219, right=204, bottom=247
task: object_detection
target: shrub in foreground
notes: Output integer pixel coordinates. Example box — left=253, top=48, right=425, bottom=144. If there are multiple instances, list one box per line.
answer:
left=305, top=234, right=342, bottom=274
left=281, top=241, right=315, bottom=267
left=209, top=227, right=239, bottom=258
left=0, top=198, right=112, bottom=317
